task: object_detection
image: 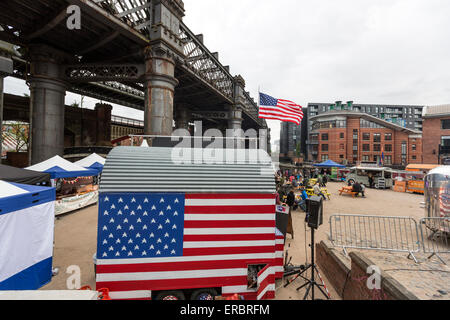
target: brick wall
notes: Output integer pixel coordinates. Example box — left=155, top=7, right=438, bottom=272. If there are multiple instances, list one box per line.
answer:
left=315, top=115, right=422, bottom=166
left=422, top=117, right=450, bottom=164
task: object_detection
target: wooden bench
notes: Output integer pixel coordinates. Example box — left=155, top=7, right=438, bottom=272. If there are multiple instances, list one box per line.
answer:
left=339, top=186, right=358, bottom=198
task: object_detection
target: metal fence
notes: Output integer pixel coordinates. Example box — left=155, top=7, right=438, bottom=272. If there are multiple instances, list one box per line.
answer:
left=420, top=217, right=450, bottom=264
left=329, top=215, right=422, bottom=262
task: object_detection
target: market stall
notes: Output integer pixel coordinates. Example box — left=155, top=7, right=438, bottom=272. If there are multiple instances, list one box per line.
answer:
left=26, top=156, right=99, bottom=216
left=0, top=180, right=55, bottom=290
left=74, top=153, right=106, bottom=175
left=0, top=164, right=51, bottom=186
left=314, top=160, right=346, bottom=181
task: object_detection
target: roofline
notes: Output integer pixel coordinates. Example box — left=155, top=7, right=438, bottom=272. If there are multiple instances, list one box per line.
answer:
left=309, top=111, right=422, bottom=135
left=423, top=113, right=450, bottom=119
left=307, top=102, right=424, bottom=108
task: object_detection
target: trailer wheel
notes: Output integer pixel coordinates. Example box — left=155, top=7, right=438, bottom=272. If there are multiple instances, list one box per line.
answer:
left=155, top=291, right=186, bottom=301
left=190, top=289, right=218, bottom=301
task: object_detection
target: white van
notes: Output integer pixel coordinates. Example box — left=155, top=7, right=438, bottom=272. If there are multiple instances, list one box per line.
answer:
left=346, top=166, right=394, bottom=189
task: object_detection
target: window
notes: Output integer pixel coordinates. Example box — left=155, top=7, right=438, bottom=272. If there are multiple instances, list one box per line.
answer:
left=363, top=144, right=370, bottom=152
left=340, top=133, right=345, bottom=139
left=385, top=144, right=392, bottom=152
left=322, top=144, right=329, bottom=151
left=385, top=156, right=392, bottom=165
left=412, top=144, right=417, bottom=151
left=340, top=155, right=344, bottom=159
left=340, top=144, right=345, bottom=150
left=442, top=120, right=450, bottom=130
left=363, top=133, right=370, bottom=141
left=362, top=155, right=370, bottom=162
left=401, top=142, right=407, bottom=155
left=373, top=144, right=381, bottom=152
left=373, top=134, right=381, bottom=142
left=321, top=133, right=329, bottom=141
left=321, top=155, right=329, bottom=161
left=385, top=133, right=392, bottom=141
left=442, top=136, right=450, bottom=147
left=412, top=156, right=417, bottom=160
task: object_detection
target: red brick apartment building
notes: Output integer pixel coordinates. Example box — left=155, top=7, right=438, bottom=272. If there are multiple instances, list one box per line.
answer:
left=308, top=111, right=422, bottom=167
left=422, top=105, right=450, bottom=165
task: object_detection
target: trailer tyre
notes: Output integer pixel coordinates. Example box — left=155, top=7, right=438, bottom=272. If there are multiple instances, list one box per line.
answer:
left=155, top=291, right=186, bottom=301
left=191, top=289, right=218, bottom=301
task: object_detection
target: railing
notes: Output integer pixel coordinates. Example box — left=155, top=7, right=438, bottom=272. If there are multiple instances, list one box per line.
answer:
left=178, top=22, right=234, bottom=101
left=93, top=0, right=153, bottom=38
left=329, top=214, right=422, bottom=262
left=111, top=115, right=144, bottom=128
left=329, top=215, right=450, bottom=265
left=242, top=90, right=265, bottom=127
left=420, top=218, right=450, bottom=264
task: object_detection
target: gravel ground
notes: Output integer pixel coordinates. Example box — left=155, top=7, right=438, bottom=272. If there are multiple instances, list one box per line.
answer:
left=42, top=182, right=448, bottom=300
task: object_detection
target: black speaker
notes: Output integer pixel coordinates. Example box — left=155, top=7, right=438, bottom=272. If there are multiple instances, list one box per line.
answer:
left=306, top=196, right=323, bottom=229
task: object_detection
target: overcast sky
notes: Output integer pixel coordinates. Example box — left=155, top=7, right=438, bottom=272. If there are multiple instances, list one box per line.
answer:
left=4, top=0, right=450, bottom=143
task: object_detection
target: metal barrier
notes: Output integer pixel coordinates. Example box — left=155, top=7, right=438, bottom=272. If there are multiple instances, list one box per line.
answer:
left=420, top=217, right=450, bottom=265
left=329, top=215, right=421, bottom=262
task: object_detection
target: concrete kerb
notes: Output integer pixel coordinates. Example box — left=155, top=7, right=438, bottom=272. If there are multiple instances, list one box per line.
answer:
left=316, top=240, right=419, bottom=300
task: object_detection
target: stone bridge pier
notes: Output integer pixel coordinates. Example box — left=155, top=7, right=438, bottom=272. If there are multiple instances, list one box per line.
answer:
left=28, top=45, right=69, bottom=165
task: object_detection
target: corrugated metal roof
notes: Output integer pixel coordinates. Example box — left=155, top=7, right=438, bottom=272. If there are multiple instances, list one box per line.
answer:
left=99, top=147, right=276, bottom=194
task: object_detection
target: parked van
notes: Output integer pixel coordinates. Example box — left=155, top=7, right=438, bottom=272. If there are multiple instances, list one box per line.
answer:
left=346, top=166, right=394, bottom=189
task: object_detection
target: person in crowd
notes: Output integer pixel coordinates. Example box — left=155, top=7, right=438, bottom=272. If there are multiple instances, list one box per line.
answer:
left=313, top=182, right=327, bottom=201
left=289, top=175, right=295, bottom=183
left=318, top=174, right=324, bottom=187
left=275, top=190, right=281, bottom=205
left=322, top=173, right=328, bottom=187
left=368, top=172, right=374, bottom=188
left=352, top=181, right=365, bottom=198
left=361, top=183, right=366, bottom=198
left=298, top=187, right=309, bottom=212
left=286, top=188, right=297, bottom=210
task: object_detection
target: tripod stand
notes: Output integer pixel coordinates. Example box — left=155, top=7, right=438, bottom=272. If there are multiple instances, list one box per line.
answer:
left=284, top=225, right=330, bottom=300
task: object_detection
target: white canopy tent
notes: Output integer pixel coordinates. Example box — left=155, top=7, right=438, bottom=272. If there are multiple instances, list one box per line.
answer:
left=74, top=153, right=106, bottom=174
left=26, top=156, right=98, bottom=179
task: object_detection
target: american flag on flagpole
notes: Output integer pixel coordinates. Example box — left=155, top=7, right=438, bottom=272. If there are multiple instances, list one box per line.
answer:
left=95, top=193, right=281, bottom=300
left=258, top=92, right=304, bottom=125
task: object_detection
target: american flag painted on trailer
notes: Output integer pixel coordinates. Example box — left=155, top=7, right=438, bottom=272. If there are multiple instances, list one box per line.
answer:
left=95, top=193, right=278, bottom=300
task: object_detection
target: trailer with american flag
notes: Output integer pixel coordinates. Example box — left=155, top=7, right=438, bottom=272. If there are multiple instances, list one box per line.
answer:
left=94, top=146, right=285, bottom=300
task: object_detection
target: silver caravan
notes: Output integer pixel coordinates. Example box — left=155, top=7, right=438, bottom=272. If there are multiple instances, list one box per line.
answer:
left=424, top=166, right=450, bottom=219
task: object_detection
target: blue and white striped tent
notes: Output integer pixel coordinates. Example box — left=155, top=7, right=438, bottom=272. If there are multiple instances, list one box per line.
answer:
left=26, top=155, right=98, bottom=179
left=0, top=180, right=56, bottom=290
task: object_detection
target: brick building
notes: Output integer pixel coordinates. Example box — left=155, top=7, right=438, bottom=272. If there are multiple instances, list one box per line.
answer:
left=308, top=110, right=422, bottom=167
left=422, top=105, right=450, bottom=165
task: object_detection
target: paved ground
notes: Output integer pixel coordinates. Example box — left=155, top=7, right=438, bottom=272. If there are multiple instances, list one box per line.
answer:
left=41, top=182, right=449, bottom=300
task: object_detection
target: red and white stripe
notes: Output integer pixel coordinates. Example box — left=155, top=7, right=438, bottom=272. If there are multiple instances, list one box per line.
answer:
left=274, top=232, right=285, bottom=279
left=259, top=99, right=304, bottom=125
left=96, top=194, right=278, bottom=300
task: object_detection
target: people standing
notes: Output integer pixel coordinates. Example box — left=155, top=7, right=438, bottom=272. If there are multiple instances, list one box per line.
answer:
left=285, top=188, right=296, bottom=239
left=368, top=172, right=374, bottom=188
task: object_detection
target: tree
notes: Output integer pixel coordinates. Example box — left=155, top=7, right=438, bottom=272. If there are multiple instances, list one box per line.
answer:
left=3, top=121, right=29, bottom=152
